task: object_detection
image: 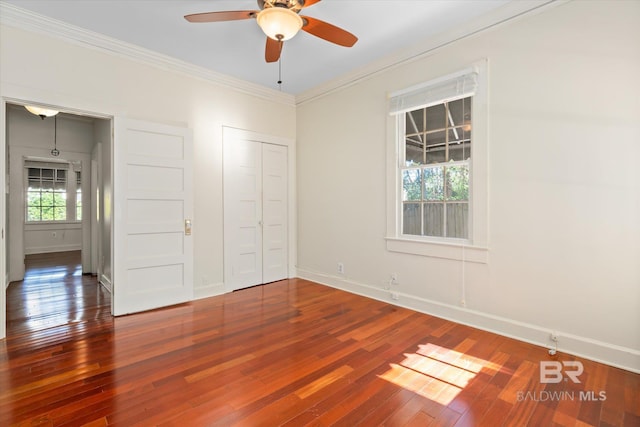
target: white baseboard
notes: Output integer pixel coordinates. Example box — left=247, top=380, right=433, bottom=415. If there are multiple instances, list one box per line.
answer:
left=99, top=274, right=112, bottom=293
left=297, top=268, right=640, bottom=374
left=194, top=282, right=225, bottom=300
left=25, top=245, right=81, bottom=255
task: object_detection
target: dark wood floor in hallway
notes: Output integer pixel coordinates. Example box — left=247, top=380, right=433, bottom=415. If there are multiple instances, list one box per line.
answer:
left=5, top=251, right=111, bottom=336
left=1, top=252, right=638, bottom=426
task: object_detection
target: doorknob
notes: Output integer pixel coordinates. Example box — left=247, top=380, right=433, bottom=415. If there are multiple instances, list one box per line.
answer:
left=185, top=219, right=192, bottom=235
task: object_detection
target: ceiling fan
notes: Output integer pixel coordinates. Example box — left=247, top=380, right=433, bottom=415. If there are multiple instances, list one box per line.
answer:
left=184, top=0, right=358, bottom=63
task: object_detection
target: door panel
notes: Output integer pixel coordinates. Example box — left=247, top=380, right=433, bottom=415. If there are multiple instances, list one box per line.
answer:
left=262, top=144, right=288, bottom=284
left=223, top=138, right=263, bottom=291
left=223, top=131, right=288, bottom=291
left=0, top=101, right=5, bottom=340
left=113, top=118, right=193, bottom=315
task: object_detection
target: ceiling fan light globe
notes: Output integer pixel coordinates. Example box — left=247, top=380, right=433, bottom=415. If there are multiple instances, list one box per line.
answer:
left=256, top=7, right=303, bottom=41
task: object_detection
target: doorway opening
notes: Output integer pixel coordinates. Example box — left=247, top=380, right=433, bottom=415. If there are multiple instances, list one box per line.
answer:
left=4, top=102, right=113, bottom=334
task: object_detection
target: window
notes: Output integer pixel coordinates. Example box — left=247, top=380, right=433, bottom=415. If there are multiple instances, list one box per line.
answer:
left=76, top=171, right=82, bottom=221
left=402, top=97, right=471, bottom=239
left=26, top=167, right=67, bottom=221
left=25, top=162, right=82, bottom=223
left=386, top=62, right=488, bottom=262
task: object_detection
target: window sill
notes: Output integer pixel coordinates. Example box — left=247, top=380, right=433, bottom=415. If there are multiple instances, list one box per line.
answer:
left=385, top=237, right=488, bottom=263
left=25, top=222, right=82, bottom=230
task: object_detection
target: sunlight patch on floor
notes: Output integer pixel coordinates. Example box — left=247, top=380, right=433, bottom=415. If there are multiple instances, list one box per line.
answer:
left=416, top=343, right=503, bottom=375
left=379, top=343, right=497, bottom=406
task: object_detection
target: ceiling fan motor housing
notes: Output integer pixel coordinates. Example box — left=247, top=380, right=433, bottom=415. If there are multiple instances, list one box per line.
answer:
left=260, top=0, right=304, bottom=13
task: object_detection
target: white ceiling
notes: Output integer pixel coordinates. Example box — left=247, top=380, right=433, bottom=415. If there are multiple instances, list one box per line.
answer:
left=2, top=0, right=546, bottom=95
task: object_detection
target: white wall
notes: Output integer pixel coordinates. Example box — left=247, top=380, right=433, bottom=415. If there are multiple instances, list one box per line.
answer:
left=8, top=105, right=94, bottom=151
left=24, top=223, right=81, bottom=255
left=0, top=18, right=296, bottom=328
left=296, top=0, right=640, bottom=372
left=93, top=120, right=112, bottom=289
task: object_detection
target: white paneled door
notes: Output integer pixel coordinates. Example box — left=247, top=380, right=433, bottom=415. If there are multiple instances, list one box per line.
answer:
left=113, top=118, right=193, bottom=315
left=223, top=131, right=288, bottom=291
left=261, top=144, right=288, bottom=284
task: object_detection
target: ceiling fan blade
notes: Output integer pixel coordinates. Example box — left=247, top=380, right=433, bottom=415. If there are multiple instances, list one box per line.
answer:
left=301, top=16, right=358, bottom=47
left=265, top=37, right=283, bottom=63
left=301, top=0, right=322, bottom=7
left=184, top=10, right=257, bottom=23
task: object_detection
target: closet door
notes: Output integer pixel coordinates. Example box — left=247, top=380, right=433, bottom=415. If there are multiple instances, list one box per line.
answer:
left=223, top=131, right=288, bottom=291
left=262, top=144, right=288, bottom=284
left=223, top=138, right=263, bottom=291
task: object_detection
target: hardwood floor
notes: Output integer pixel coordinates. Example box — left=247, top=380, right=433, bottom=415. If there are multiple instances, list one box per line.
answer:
left=5, top=251, right=111, bottom=336
left=1, top=254, right=638, bottom=426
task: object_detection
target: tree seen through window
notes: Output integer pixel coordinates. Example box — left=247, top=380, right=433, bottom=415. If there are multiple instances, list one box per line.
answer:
left=27, top=167, right=67, bottom=221
left=401, top=96, right=471, bottom=239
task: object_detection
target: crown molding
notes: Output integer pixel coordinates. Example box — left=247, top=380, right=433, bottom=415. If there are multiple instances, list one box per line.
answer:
left=0, top=2, right=296, bottom=107
left=295, top=0, right=565, bottom=106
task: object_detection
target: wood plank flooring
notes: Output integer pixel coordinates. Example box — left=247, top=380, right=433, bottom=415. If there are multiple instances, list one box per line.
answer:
left=5, top=251, right=111, bottom=336
left=1, top=253, right=638, bottom=426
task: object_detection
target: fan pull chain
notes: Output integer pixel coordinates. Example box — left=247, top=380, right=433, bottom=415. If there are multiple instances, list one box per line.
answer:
left=278, top=57, right=282, bottom=90
left=277, top=54, right=283, bottom=91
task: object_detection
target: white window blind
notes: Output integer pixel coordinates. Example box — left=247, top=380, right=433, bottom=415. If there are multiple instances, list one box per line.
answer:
left=389, top=68, right=478, bottom=115
left=24, top=160, right=69, bottom=170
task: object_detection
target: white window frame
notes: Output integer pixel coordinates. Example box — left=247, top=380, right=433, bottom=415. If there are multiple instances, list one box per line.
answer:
left=75, top=170, right=82, bottom=221
left=24, top=160, right=82, bottom=224
left=385, top=60, right=489, bottom=263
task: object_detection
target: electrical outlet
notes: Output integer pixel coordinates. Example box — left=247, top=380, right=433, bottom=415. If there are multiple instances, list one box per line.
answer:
left=550, top=332, right=559, bottom=342
left=390, top=273, right=398, bottom=285
left=337, top=262, right=344, bottom=274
